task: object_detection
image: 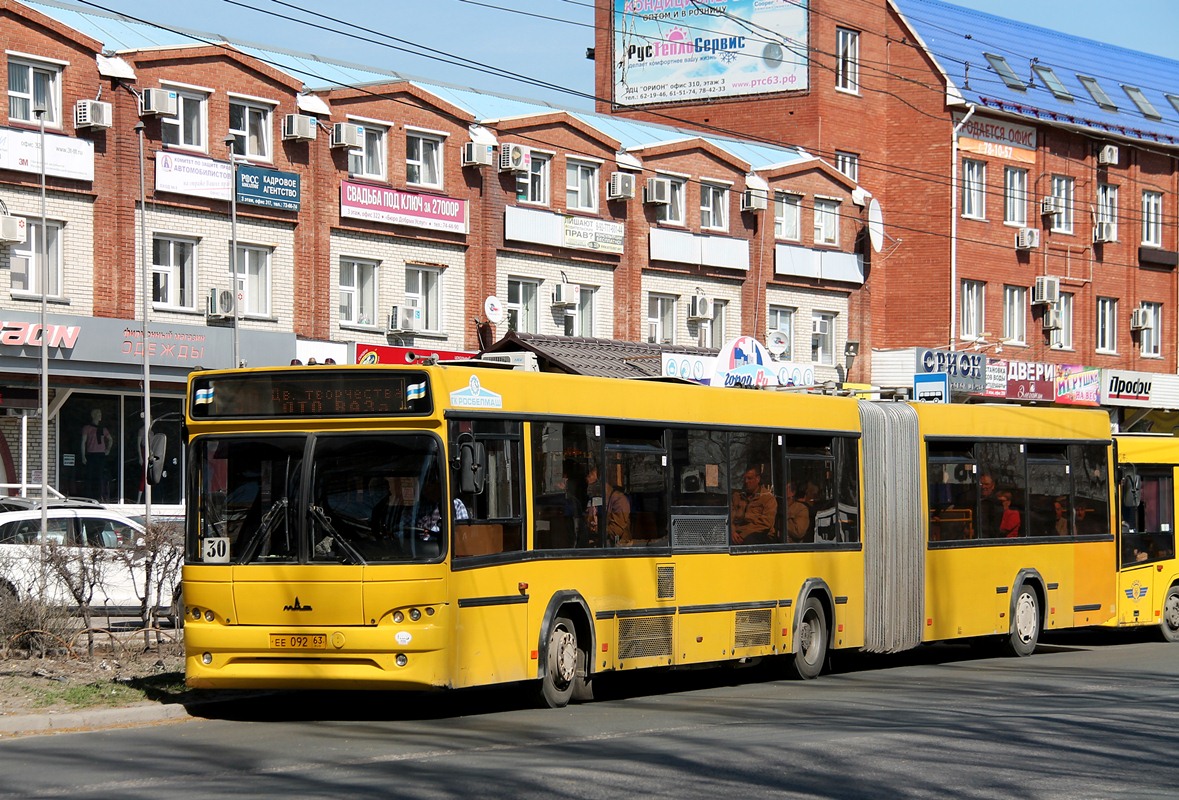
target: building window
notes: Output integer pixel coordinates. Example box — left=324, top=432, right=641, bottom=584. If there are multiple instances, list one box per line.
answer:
left=1142, top=191, right=1163, bottom=247
left=656, top=176, right=686, bottom=224
left=700, top=300, right=726, bottom=348
left=774, top=192, right=801, bottom=240
left=232, top=243, right=271, bottom=316
left=562, top=286, right=594, bottom=337
left=161, top=90, right=207, bottom=151
left=1050, top=175, right=1074, bottom=233
left=404, top=266, right=440, bottom=332
left=648, top=293, right=675, bottom=344
left=1139, top=302, right=1162, bottom=357
left=525, top=153, right=550, bottom=205
left=152, top=236, right=195, bottom=309
left=1052, top=294, right=1074, bottom=350
left=1096, top=297, right=1118, bottom=353
left=1004, top=167, right=1027, bottom=226
left=228, top=99, right=271, bottom=160
left=835, top=151, right=859, bottom=182
left=507, top=278, right=538, bottom=333
left=349, top=125, right=386, bottom=180
left=811, top=312, right=835, bottom=366
left=814, top=198, right=840, bottom=245
left=406, top=131, right=442, bottom=187
left=962, top=159, right=986, bottom=219
left=835, top=28, right=860, bottom=93
left=10, top=218, right=62, bottom=297
left=700, top=183, right=728, bottom=231
left=565, top=159, right=598, bottom=212
left=768, top=305, right=794, bottom=360
left=1097, top=183, right=1118, bottom=240
left=1003, top=285, right=1027, bottom=344
left=339, top=257, right=378, bottom=327
left=961, top=279, right=985, bottom=340
left=7, top=58, right=60, bottom=125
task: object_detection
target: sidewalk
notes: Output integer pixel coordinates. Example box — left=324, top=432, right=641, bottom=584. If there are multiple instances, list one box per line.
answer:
left=0, top=701, right=193, bottom=738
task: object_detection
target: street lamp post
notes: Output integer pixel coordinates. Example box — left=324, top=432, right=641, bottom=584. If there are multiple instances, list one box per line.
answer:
left=224, top=134, right=240, bottom=369
left=34, top=103, right=48, bottom=537
left=136, top=121, right=152, bottom=523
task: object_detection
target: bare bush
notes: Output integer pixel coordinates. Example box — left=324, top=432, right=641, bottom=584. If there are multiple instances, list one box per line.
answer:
left=0, top=592, right=74, bottom=659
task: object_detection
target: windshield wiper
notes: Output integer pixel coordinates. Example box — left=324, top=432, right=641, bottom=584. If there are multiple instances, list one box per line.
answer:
left=238, top=497, right=288, bottom=563
left=309, top=504, right=364, bottom=565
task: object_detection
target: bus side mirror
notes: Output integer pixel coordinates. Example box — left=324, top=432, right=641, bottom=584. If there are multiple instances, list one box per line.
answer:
left=459, top=440, right=486, bottom=494
left=1121, top=472, right=1142, bottom=508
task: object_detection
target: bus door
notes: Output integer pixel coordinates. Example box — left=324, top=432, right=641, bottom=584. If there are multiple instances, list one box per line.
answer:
left=1117, top=465, right=1177, bottom=625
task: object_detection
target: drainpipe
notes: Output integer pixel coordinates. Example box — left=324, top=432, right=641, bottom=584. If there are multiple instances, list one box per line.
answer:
left=949, top=104, right=977, bottom=352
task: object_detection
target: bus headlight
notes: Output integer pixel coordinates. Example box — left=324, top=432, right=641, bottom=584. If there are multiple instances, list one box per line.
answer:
left=409, top=608, right=421, bottom=621
left=201, top=652, right=213, bottom=665
left=393, top=610, right=404, bottom=624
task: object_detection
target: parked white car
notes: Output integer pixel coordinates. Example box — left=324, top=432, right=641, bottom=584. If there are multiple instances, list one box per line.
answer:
left=0, top=500, right=179, bottom=617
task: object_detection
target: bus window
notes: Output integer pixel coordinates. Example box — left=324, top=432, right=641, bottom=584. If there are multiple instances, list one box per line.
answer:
left=975, top=442, right=1025, bottom=540
left=1027, top=446, right=1070, bottom=537
left=529, top=421, right=599, bottom=550
left=1073, top=444, right=1110, bottom=537
left=836, top=436, right=860, bottom=543
left=450, top=419, right=524, bottom=557
left=786, top=436, right=836, bottom=544
left=668, top=428, right=728, bottom=548
left=1120, top=468, right=1174, bottom=566
left=730, top=431, right=782, bottom=546
left=927, top=444, right=975, bottom=541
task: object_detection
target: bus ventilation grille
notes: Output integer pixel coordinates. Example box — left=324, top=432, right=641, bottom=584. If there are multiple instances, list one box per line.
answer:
left=618, top=616, right=673, bottom=660
left=734, top=609, right=772, bottom=648
left=671, top=515, right=728, bottom=548
left=657, top=565, right=675, bottom=600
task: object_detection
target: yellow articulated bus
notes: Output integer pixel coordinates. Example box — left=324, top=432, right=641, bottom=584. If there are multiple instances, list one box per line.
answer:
left=181, top=364, right=1116, bottom=706
left=1112, top=434, right=1179, bottom=640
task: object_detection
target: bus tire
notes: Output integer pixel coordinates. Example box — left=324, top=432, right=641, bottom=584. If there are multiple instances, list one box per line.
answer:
left=1004, top=586, right=1040, bottom=657
left=1160, top=586, right=1179, bottom=643
left=538, top=615, right=580, bottom=708
left=789, top=597, right=828, bottom=679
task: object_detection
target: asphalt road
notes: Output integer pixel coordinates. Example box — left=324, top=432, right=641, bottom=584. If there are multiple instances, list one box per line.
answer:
left=1, top=629, right=1176, bottom=800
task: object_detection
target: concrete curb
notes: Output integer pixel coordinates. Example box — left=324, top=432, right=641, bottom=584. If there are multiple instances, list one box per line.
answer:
left=0, top=702, right=192, bottom=738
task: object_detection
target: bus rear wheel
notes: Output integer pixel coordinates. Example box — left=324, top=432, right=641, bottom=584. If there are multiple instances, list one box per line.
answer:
left=789, top=597, right=828, bottom=679
left=1004, top=586, right=1040, bottom=657
left=1160, top=586, right=1179, bottom=643
left=538, top=615, right=586, bottom=708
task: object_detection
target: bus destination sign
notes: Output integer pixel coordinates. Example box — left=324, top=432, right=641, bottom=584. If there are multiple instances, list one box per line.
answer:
left=190, top=370, right=432, bottom=418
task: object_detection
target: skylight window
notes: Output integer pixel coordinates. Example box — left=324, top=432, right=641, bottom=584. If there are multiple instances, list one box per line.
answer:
left=984, top=53, right=1027, bottom=91
left=1123, top=85, right=1162, bottom=119
left=1168, top=94, right=1179, bottom=117
left=1078, top=75, right=1117, bottom=111
left=1032, top=65, right=1072, bottom=101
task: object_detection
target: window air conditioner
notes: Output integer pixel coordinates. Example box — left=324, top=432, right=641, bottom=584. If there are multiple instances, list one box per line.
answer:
left=387, top=305, right=419, bottom=333
left=1015, top=227, right=1041, bottom=250
left=498, top=143, right=531, bottom=173
left=1041, top=307, right=1061, bottom=330
left=812, top=317, right=830, bottom=336
left=688, top=295, right=712, bottom=321
left=206, top=287, right=235, bottom=319
left=1131, top=307, right=1152, bottom=330
left=740, top=188, right=768, bottom=212
left=1032, top=275, right=1060, bottom=305
left=281, top=114, right=317, bottom=141
left=1040, top=196, right=1064, bottom=216
left=330, top=122, right=364, bottom=149
left=643, top=177, right=672, bottom=205
left=607, top=171, right=636, bottom=200
left=1093, top=221, right=1115, bottom=243
left=1097, top=144, right=1119, bottom=166
left=552, top=283, right=580, bottom=307
left=0, top=215, right=27, bottom=244
left=74, top=99, right=112, bottom=129
left=461, top=141, right=494, bottom=167
left=139, top=88, right=178, bottom=117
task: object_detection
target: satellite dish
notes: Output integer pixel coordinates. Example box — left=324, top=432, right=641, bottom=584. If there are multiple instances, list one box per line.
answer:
left=484, top=295, right=505, bottom=324
left=867, top=198, right=885, bottom=254
left=766, top=330, right=789, bottom=356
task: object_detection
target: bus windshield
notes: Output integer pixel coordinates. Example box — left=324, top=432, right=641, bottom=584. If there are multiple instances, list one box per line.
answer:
left=191, top=433, right=447, bottom=565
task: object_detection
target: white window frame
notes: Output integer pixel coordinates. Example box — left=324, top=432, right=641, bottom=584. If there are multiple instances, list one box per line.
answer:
left=768, top=305, right=794, bottom=360
left=7, top=56, right=62, bottom=126
left=339, top=257, right=378, bottom=327
left=1051, top=293, right=1074, bottom=350
left=961, top=279, right=985, bottom=341
left=774, top=192, right=801, bottom=241
left=962, top=159, right=986, bottom=220
left=814, top=198, right=840, bottom=245
left=1050, top=175, right=1074, bottom=234
left=406, top=130, right=443, bottom=188
left=353, top=124, right=386, bottom=181
left=160, top=89, right=208, bottom=152
left=10, top=218, right=62, bottom=298
left=406, top=265, right=441, bottom=332
left=525, top=152, right=550, bottom=205
left=151, top=235, right=196, bottom=309
left=835, top=28, right=860, bottom=94
left=228, top=98, right=272, bottom=161
left=699, top=300, right=726, bottom=348
left=700, top=182, right=728, bottom=231
left=811, top=311, right=836, bottom=366
left=1096, top=296, right=1118, bottom=354
left=657, top=176, right=687, bottom=225
left=1097, top=183, right=1118, bottom=240
left=562, top=285, right=595, bottom=337
left=231, top=243, right=271, bottom=316
left=565, top=159, right=598, bottom=213
left=648, top=293, right=675, bottom=344
left=507, top=277, right=539, bottom=333
left=1004, top=167, right=1027, bottom=226
left=1142, top=190, right=1163, bottom=247
left=1139, top=301, right=1162, bottom=357
left=834, top=151, right=859, bottom=182
left=1002, top=285, right=1027, bottom=344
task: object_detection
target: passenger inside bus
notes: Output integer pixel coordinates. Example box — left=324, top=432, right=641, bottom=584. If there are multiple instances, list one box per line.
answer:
left=585, top=463, right=631, bottom=546
left=998, top=490, right=1022, bottom=537
left=785, top=481, right=811, bottom=543
left=731, top=466, right=778, bottom=545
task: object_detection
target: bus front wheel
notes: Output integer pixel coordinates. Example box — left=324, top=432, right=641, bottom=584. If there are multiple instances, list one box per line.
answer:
left=1004, top=586, right=1040, bottom=657
left=789, top=597, right=828, bottom=679
left=538, top=615, right=583, bottom=708
left=1160, top=586, right=1179, bottom=643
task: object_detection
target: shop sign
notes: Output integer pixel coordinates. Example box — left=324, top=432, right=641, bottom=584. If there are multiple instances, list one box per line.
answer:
left=915, top=348, right=985, bottom=394
left=563, top=216, right=624, bottom=254
left=237, top=165, right=300, bottom=211
left=155, top=151, right=231, bottom=200
left=1100, top=368, right=1154, bottom=408
left=0, top=126, right=94, bottom=181
left=340, top=180, right=468, bottom=234
left=1007, top=360, right=1054, bottom=402
left=1055, top=365, right=1100, bottom=406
